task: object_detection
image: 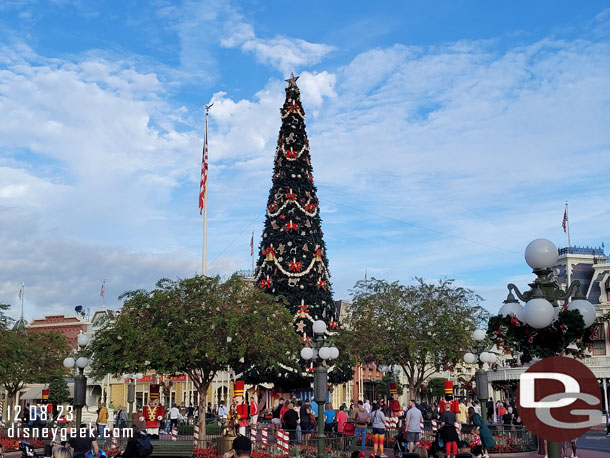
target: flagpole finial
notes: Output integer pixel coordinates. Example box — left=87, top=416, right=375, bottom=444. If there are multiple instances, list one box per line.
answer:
left=285, top=72, right=299, bottom=88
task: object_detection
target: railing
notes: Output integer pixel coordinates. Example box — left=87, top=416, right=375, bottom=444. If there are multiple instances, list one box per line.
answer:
left=0, top=422, right=538, bottom=456
left=558, top=246, right=606, bottom=257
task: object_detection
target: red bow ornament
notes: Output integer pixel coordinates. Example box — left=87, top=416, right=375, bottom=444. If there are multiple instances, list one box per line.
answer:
left=301, top=335, right=311, bottom=346
left=268, top=202, right=277, bottom=212
left=288, top=103, right=300, bottom=112
left=317, top=279, right=326, bottom=290
left=259, top=277, right=271, bottom=289
left=298, top=302, right=309, bottom=317
left=289, top=259, right=302, bottom=272
left=263, top=246, right=275, bottom=261
left=314, top=246, right=323, bottom=261
left=329, top=320, right=338, bottom=330
left=285, top=190, right=297, bottom=200
left=285, top=149, right=297, bottom=159
left=305, top=203, right=316, bottom=212
left=286, top=220, right=298, bottom=231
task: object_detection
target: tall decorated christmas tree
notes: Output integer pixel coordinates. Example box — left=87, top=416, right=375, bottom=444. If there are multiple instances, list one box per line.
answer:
left=250, top=74, right=341, bottom=384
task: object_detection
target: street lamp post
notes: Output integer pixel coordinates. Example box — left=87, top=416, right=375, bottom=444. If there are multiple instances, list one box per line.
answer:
left=494, top=239, right=596, bottom=458
left=464, top=329, right=497, bottom=425
left=63, top=332, right=91, bottom=427
left=301, top=320, right=340, bottom=458
left=122, top=373, right=142, bottom=427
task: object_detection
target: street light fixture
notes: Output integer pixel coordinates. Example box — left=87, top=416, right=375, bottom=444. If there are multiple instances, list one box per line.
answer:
left=494, top=238, right=597, bottom=458
left=301, top=319, right=339, bottom=458
left=463, top=329, right=497, bottom=424
left=64, top=331, right=90, bottom=427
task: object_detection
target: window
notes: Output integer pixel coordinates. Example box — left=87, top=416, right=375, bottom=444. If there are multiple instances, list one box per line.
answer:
left=593, top=341, right=606, bottom=356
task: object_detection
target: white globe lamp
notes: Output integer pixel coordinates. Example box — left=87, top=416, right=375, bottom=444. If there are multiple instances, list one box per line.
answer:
left=76, top=357, right=89, bottom=369
left=472, top=329, right=486, bottom=341
left=300, top=347, right=314, bottom=360
left=77, top=333, right=90, bottom=347
left=525, top=239, right=558, bottom=270
left=329, top=347, right=339, bottom=360
left=318, top=347, right=331, bottom=360
left=498, top=302, right=523, bottom=318
left=463, top=353, right=477, bottom=364
left=313, top=320, right=327, bottom=335
left=63, top=357, right=75, bottom=369
left=488, top=353, right=497, bottom=364
left=479, top=352, right=491, bottom=363
left=524, top=297, right=555, bottom=329
left=568, top=299, right=596, bottom=328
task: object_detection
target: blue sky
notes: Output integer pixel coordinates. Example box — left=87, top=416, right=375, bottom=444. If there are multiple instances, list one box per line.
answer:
left=1, top=1, right=610, bottom=320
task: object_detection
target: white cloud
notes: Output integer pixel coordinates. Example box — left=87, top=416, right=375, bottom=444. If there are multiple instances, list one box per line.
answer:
left=238, top=37, right=333, bottom=73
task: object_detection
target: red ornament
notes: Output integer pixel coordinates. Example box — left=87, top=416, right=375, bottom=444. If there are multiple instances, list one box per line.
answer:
left=279, top=214, right=286, bottom=221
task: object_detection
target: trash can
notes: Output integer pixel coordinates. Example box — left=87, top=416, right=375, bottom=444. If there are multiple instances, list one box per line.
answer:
left=218, top=435, right=236, bottom=456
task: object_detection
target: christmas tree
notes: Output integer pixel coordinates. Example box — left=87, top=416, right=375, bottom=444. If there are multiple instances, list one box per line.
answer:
left=250, top=73, right=341, bottom=384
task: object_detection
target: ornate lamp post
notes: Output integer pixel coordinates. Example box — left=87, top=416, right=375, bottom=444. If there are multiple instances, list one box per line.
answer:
left=489, top=239, right=596, bottom=458
left=63, top=332, right=91, bottom=427
left=301, top=320, right=339, bottom=458
left=121, top=372, right=143, bottom=426
left=464, top=329, right=497, bottom=424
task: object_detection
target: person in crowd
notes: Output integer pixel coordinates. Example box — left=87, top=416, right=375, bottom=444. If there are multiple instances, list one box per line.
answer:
left=115, top=405, right=128, bottom=429
left=249, top=397, right=259, bottom=427
left=336, top=405, right=348, bottom=434
left=283, top=402, right=299, bottom=444
left=363, top=399, right=371, bottom=413
left=68, top=423, right=100, bottom=458
left=457, top=399, right=468, bottom=424
left=440, top=403, right=459, bottom=458
left=473, top=400, right=481, bottom=416
left=468, top=406, right=495, bottom=458
left=370, top=402, right=387, bottom=457
left=503, top=406, right=514, bottom=427
left=352, top=401, right=369, bottom=453
left=169, top=403, right=180, bottom=430
left=497, top=402, right=506, bottom=424
left=310, top=399, right=318, bottom=419
left=486, top=398, right=494, bottom=423
left=222, top=435, right=252, bottom=458
left=563, top=440, right=577, bottom=458
left=324, top=402, right=336, bottom=435
left=271, top=398, right=284, bottom=435
left=294, top=401, right=302, bottom=444
left=299, top=401, right=311, bottom=441
left=404, top=400, right=422, bottom=453
left=96, top=403, right=108, bottom=437
left=121, top=425, right=153, bottom=458
left=52, top=446, right=73, bottom=458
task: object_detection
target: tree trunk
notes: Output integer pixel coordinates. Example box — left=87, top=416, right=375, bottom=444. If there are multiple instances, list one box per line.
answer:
left=409, top=384, right=417, bottom=402
left=197, top=384, right=209, bottom=449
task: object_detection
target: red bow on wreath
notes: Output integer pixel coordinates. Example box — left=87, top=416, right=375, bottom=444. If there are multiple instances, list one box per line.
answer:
left=301, top=335, right=311, bottom=346
left=289, top=260, right=302, bottom=272
left=259, top=278, right=271, bottom=289
left=329, top=320, right=338, bottom=330
left=299, top=303, right=309, bottom=316
left=285, top=192, right=297, bottom=201
left=305, top=203, right=316, bottom=212
left=317, top=279, right=326, bottom=290
left=285, top=149, right=297, bottom=159
left=510, top=315, right=520, bottom=327
left=286, top=221, right=298, bottom=231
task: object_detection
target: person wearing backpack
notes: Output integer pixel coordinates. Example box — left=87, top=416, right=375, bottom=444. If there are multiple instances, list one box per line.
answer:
left=120, top=425, right=153, bottom=458
left=352, top=401, right=369, bottom=453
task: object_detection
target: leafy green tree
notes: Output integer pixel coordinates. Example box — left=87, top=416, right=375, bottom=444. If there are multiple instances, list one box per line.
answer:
left=48, top=377, right=71, bottom=406
left=344, top=278, right=488, bottom=400
left=0, top=303, right=12, bottom=330
left=88, top=275, right=300, bottom=437
left=427, top=378, right=447, bottom=399
left=0, top=330, right=71, bottom=418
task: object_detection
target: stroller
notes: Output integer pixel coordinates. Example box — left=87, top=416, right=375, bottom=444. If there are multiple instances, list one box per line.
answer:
left=19, top=441, right=42, bottom=458
left=427, top=431, right=445, bottom=458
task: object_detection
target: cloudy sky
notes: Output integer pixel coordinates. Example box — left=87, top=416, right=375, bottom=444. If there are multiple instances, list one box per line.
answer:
left=1, top=0, right=610, bottom=321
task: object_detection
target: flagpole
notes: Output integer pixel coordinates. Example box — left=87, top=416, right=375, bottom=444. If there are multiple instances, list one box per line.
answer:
left=20, top=282, right=24, bottom=320
left=251, top=231, right=255, bottom=275
left=566, top=200, right=571, bottom=251
left=202, top=104, right=213, bottom=277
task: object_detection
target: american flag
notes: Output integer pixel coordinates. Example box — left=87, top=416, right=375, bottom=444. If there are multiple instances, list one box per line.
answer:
left=250, top=232, right=254, bottom=256
left=562, top=208, right=568, bottom=233
left=18, top=283, right=24, bottom=301
left=199, top=132, right=208, bottom=215
left=100, top=281, right=105, bottom=298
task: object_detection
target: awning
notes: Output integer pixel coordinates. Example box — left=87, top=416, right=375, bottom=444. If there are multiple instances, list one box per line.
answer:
left=20, top=387, right=43, bottom=400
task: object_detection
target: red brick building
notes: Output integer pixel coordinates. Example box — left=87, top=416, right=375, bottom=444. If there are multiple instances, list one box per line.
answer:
left=27, top=314, right=88, bottom=348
